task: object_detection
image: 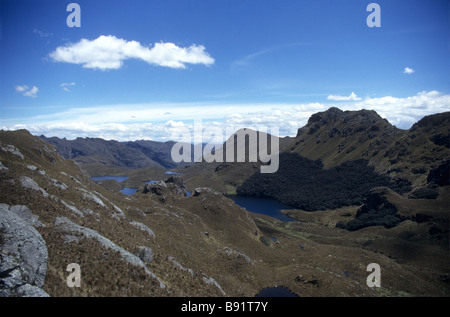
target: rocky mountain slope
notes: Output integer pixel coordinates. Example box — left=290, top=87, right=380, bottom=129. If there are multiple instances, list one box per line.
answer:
left=288, top=107, right=449, bottom=186
left=1, top=130, right=262, bottom=296
left=236, top=108, right=449, bottom=212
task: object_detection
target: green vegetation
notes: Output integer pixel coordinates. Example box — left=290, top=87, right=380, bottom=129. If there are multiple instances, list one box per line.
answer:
left=237, top=153, right=410, bottom=211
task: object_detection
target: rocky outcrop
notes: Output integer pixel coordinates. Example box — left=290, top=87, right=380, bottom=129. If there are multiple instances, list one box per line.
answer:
left=20, top=176, right=49, bottom=197
left=0, top=143, right=24, bottom=160
left=193, top=187, right=215, bottom=196
left=0, top=204, right=49, bottom=297
left=0, top=204, right=45, bottom=228
left=141, top=175, right=189, bottom=197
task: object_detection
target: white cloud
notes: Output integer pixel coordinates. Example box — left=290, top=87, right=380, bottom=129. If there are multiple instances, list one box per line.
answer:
left=403, top=67, right=415, bottom=74
left=49, top=35, right=215, bottom=70
left=2, top=91, right=449, bottom=141
left=15, top=85, right=28, bottom=92
left=353, top=90, right=449, bottom=128
left=327, top=92, right=362, bottom=101
left=15, top=85, right=38, bottom=97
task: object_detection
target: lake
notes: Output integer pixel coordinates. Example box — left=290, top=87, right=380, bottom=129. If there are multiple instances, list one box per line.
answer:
left=227, top=195, right=297, bottom=222
left=91, top=176, right=129, bottom=183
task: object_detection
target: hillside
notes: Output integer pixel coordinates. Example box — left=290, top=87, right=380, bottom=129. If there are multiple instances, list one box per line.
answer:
left=236, top=108, right=449, bottom=211
left=1, top=129, right=274, bottom=297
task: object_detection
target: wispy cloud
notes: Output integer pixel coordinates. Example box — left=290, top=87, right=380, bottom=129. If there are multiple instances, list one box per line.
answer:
left=49, top=35, right=215, bottom=70
left=61, top=82, right=76, bottom=92
left=232, top=48, right=273, bottom=67
left=232, top=42, right=313, bottom=68
left=33, top=29, right=52, bottom=38
left=15, top=85, right=38, bottom=98
left=403, top=67, right=415, bottom=74
left=327, top=92, right=362, bottom=101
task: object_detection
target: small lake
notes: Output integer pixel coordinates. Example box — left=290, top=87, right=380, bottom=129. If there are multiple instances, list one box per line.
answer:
left=91, top=175, right=191, bottom=196
left=120, top=187, right=138, bottom=195
left=91, top=176, right=129, bottom=183
left=227, top=195, right=297, bottom=222
left=255, top=286, right=299, bottom=297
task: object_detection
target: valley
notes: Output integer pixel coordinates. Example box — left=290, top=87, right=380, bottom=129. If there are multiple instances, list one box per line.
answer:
left=1, top=108, right=449, bottom=297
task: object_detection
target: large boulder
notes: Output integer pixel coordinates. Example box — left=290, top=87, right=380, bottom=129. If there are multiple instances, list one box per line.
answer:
left=0, top=205, right=49, bottom=297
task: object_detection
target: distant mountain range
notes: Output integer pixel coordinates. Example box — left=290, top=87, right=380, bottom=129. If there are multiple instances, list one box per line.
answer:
left=38, top=136, right=194, bottom=175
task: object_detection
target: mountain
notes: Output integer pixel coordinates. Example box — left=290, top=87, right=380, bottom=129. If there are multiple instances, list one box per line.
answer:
left=179, top=128, right=294, bottom=194
left=288, top=107, right=449, bottom=180
left=236, top=108, right=450, bottom=211
left=39, top=136, right=193, bottom=176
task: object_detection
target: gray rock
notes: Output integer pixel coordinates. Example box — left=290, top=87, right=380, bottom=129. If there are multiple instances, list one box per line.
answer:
left=60, top=200, right=84, bottom=217
left=0, top=161, right=8, bottom=171
left=130, top=220, right=156, bottom=238
left=16, top=284, right=50, bottom=297
left=0, top=205, right=49, bottom=297
left=0, top=144, right=24, bottom=160
left=136, top=246, right=154, bottom=263
left=165, top=175, right=189, bottom=196
left=142, top=180, right=167, bottom=196
left=142, top=176, right=189, bottom=197
left=193, top=187, right=214, bottom=196
left=20, top=176, right=49, bottom=197
left=77, top=188, right=107, bottom=208
left=9, top=205, right=45, bottom=227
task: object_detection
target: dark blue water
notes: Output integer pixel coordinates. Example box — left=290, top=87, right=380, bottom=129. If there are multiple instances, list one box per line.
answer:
left=91, top=176, right=129, bottom=183
left=255, top=286, right=299, bottom=297
left=228, top=195, right=297, bottom=222
left=120, top=187, right=138, bottom=195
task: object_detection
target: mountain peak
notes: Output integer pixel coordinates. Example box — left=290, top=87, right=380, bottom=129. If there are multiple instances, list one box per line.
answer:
left=305, top=107, right=385, bottom=129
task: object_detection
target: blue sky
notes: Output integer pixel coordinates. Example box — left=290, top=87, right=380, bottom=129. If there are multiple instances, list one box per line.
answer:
left=1, top=0, right=449, bottom=141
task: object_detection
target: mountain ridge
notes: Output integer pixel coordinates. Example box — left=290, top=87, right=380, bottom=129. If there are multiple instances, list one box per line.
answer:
left=38, top=135, right=193, bottom=176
